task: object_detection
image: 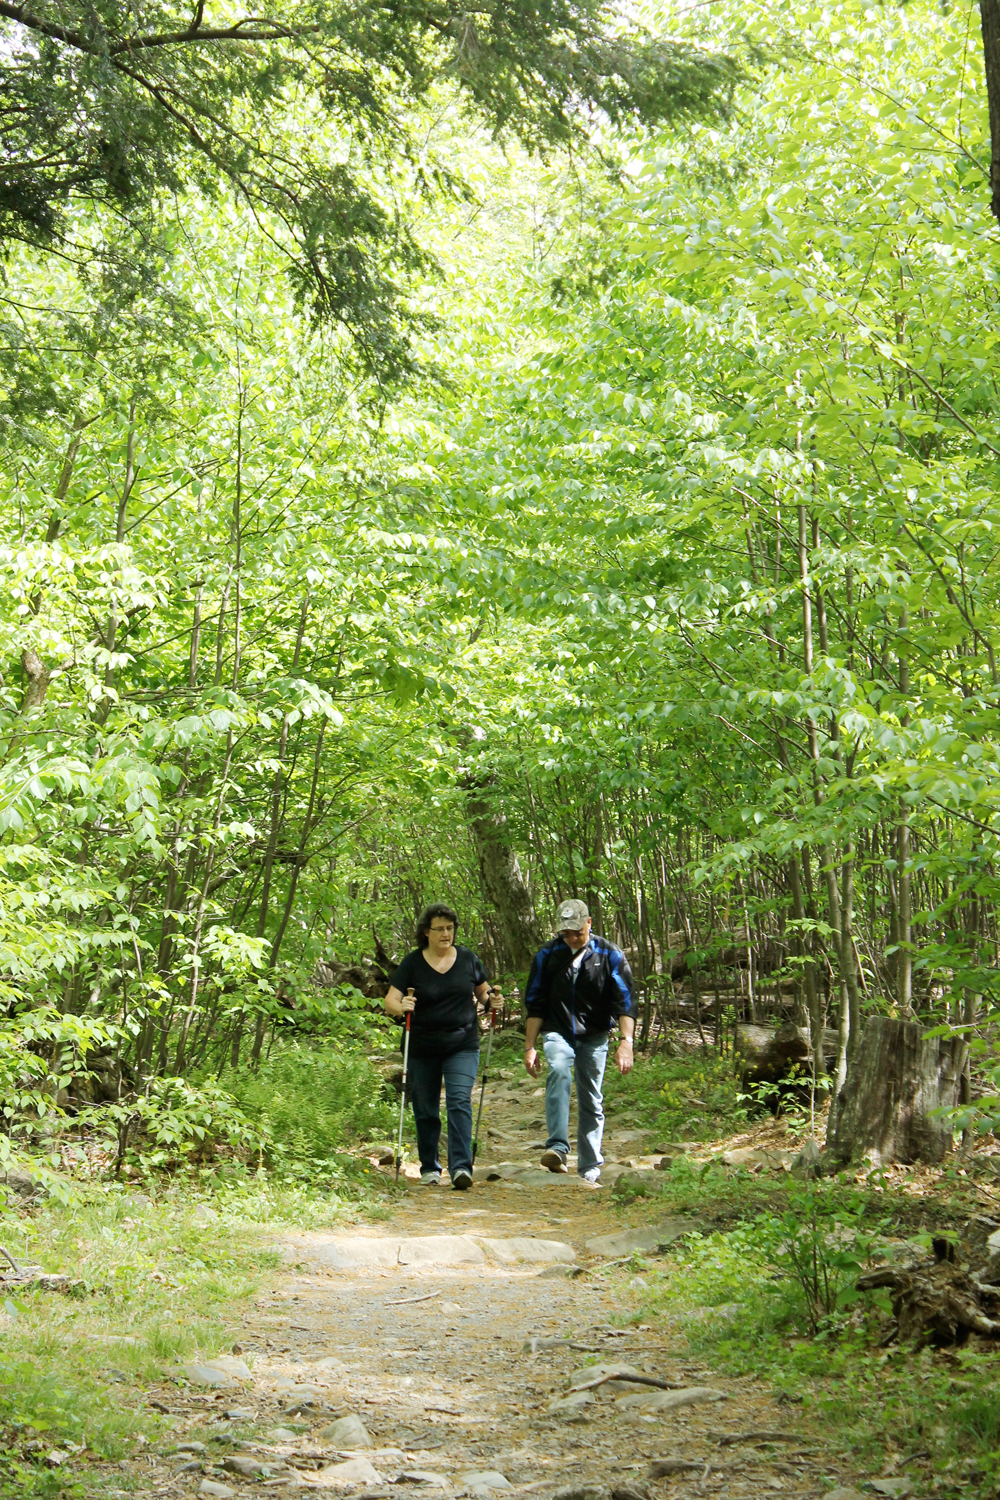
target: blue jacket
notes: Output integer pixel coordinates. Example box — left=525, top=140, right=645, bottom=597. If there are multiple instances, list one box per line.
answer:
left=524, top=933, right=635, bottom=1040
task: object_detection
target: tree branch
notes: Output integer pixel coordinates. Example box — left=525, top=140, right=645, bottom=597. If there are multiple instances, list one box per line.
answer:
left=982, top=0, right=1000, bottom=221
left=0, top=0, right=312, bottom=57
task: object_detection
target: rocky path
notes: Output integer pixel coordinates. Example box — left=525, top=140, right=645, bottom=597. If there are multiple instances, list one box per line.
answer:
left=137, top=1066, right=847, bottom=1500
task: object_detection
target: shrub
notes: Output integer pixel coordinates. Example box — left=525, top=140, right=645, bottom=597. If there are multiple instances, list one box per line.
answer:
left=753, top=1185, right=890, bottom=1335
left=88, top=1075, right=268, bottom=1174
left=229, top=1040, right=395, bottom=1179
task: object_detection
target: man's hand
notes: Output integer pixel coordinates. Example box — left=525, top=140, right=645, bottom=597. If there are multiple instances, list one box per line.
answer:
left=616, top=1036, right=634, bottom=1075
left=524, top=1016, right=543, bottom=1076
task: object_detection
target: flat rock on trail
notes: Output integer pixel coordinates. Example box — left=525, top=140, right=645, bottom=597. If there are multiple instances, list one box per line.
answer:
left=140, top=1073, right=849, bottom=1499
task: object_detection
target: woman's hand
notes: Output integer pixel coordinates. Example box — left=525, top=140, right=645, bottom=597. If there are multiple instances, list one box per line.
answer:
left=383, top=985, right=416, bottom=1019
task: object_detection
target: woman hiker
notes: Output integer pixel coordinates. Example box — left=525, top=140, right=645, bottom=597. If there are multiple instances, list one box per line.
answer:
left=383, top=903, right=496, bottom=1189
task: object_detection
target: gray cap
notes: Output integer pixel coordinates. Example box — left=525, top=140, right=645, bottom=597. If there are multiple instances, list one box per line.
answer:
left=556, top=898, right=590, bottom=929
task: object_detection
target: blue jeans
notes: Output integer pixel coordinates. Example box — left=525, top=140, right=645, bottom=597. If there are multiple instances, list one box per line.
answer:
left=407, top=1048, right=479, bottom=1176
left=543, top=1031, right=609, bottom=1176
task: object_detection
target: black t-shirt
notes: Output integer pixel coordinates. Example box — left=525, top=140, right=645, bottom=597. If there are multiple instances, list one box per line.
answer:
left=389, top=946, right=488, bottom=1058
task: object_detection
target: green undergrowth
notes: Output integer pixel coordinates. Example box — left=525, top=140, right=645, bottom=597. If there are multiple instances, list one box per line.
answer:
left=610, top=1143, right=985, bottom=1234
left=603, top=1043, right=749, bottom=1141
left=0, top=1154, right=397, bottom=1495
left=225, top=1037, right=397, bottom=1180
left=604, top=1170, right=999, bottom=1499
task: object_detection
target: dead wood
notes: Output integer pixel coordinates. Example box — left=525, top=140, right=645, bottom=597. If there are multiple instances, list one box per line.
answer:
left=716, top=1431, right=805, bottom=1446
left=857, top=1242, right=1000, bottom=1345
left=734, top=1023, right=837, bottom=1085
left=571, top=1371, right=685, bottom=1393
left=827, top=1015, right=966, bottom=1165
left=0, top=1268, right=71, bottom=1290
left=648, top=1457, right=738, bottom=1479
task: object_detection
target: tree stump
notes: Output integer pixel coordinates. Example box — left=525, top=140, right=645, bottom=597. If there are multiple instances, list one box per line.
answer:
left=826, top=1015, right=966, bottom=1165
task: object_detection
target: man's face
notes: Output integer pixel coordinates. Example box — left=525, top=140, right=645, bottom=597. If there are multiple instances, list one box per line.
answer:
left=560, top=919, right=591, bottom=952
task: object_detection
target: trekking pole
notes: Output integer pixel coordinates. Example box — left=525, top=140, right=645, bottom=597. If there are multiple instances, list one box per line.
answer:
left=394, top=990, right=414, bottom=1184
left=472, top=988, right=499, bottom=1164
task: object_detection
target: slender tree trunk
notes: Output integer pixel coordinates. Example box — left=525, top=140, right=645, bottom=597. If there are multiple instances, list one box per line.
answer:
left=842, top=853, right=861, bottom=1060
left=250, top=719, right=327, bottom=1067
left=174, top=732, right=236, bottom=1074
left=799, top=503, right=850, bottom=1089
left=31, top=412, right=91, bottom=611
left=214, top=579, right=231, bottom=686
left=897, top=607, right=913, bottom=1017
left=983, top=0, right=1000, bottom=222
left=189, top=584, right=203, bottom=688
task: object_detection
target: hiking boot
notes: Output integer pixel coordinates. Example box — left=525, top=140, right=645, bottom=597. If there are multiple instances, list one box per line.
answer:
left=540, top=1149, right=568, bottom=1173
left=451, top=1169, right=473, bottom=1191
left=420, top=1170, right=441, bottom=1186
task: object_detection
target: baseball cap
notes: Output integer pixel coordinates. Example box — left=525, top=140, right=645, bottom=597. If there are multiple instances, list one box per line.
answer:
left=556, top=898, right=590, bottom=929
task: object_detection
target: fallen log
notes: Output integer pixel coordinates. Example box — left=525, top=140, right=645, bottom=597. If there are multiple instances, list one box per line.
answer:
left=734, top=1023, right=837, bottom=1085
left=570, top=1371, right=685, bottom=1394
left=716, top=1431, right=808, bottom=1447
left=0, top=1243, right=75, bottom=1292
left=0, top=1271, right=71, bottom=1290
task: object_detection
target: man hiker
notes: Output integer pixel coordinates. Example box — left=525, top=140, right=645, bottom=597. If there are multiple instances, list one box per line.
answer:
left=523, top=898, right=635, bottom=1183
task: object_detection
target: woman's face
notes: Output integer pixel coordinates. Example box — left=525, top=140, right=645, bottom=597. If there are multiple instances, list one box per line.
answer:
left=427, top=918, right=455, bottom=949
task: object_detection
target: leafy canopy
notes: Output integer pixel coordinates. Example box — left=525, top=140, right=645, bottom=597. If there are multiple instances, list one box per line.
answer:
left=0, top=0, right=739, bottom=378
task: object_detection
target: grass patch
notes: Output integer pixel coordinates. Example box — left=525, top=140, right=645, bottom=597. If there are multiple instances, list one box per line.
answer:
left=0, top=1163, right=393, bottom=1496
left=603, top=1044, right=748, bottom=1141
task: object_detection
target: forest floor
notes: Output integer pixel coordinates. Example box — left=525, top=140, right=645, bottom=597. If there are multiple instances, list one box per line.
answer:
left=36, top=1058, right=871, bottom=1500
left=7, top=1040, right=1000, bottom=1499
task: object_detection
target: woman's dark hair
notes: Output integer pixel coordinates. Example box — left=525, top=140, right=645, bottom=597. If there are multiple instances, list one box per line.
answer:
left=416, top=904, right=459, bottom=949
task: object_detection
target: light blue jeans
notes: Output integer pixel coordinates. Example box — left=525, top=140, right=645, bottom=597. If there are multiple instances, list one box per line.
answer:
left=542, top=1031, right=610, bottom=1176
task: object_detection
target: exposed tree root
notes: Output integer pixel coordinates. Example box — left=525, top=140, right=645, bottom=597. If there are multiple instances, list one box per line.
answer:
left=858, top=1238, right=1000, bottom=1345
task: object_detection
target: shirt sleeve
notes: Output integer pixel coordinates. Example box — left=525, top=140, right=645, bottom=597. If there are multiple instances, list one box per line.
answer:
left=389, top=951, right=415, bottom=993
left=607, top=946, right=635, bottom=1018
left=471, top=952, right=489, bottom=988
left=524, top=943, right=550, bottom=1018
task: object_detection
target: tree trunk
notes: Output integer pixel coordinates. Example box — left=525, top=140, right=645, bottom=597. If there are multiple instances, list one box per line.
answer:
left=826, top=1016, right=967, bottom=1166
left=20, top=648, right=50, bottom=710
left=983, top=0, right=1000, bottom=222
left=464, top=777, right=542, bottom=974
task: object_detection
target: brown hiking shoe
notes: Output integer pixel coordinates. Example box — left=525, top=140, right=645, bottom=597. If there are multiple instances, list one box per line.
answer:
left=540, top=1149, right=568, bottom=1173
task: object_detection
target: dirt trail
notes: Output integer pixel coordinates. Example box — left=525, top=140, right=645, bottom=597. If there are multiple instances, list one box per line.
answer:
left=148, top=1065, right=847, bottom=1500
